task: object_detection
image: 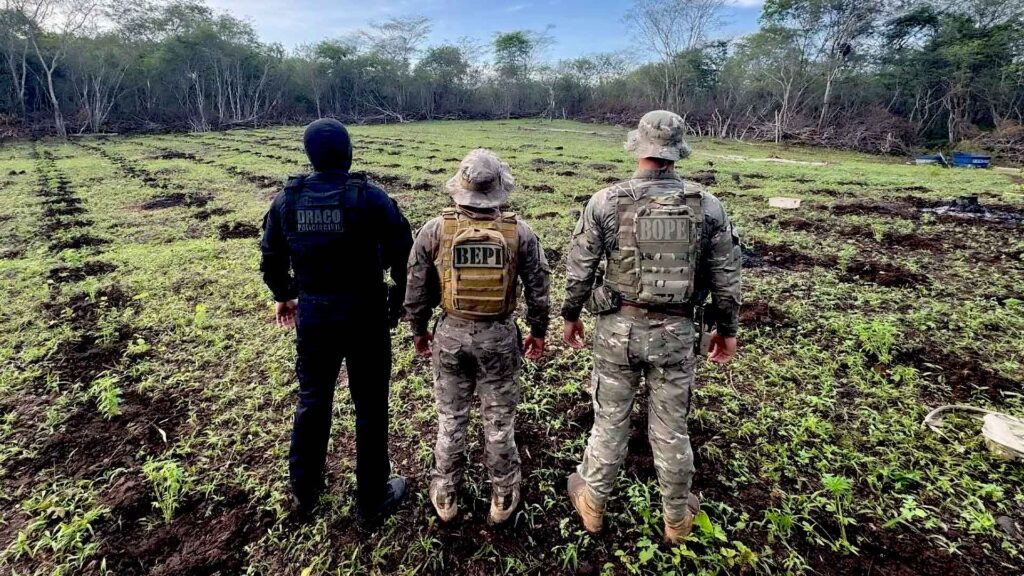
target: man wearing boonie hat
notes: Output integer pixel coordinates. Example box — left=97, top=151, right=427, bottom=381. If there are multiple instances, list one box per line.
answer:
left=561, top=110, right=743, bottom=543
left=405, top=148, right=551, bottom=524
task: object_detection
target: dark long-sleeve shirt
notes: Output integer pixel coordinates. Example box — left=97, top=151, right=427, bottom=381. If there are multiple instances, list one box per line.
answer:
left=560, top=168, right=742, bottom=336
left=260, top=170, right=413, bottom=321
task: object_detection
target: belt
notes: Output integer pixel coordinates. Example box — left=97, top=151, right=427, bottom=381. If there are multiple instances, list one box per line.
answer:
left=619, top=300, right=693, bottom=319
left=440, top=310, right=510, bottom=327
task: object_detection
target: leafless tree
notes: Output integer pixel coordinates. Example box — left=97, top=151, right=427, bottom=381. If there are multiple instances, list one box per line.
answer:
left=20, top=0, right=99, bottom=136
left=625, top=0, right=727, bottom=110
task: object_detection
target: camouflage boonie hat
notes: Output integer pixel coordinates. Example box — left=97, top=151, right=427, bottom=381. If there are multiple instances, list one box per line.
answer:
left=625, top=110, right=691, bottom=161
left=446, top=148, right=515, bottom=209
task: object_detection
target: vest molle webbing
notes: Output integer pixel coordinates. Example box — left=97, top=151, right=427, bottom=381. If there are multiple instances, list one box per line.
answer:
left=438, top=208, right=520, bottom=319
left=605, top=180, right=704, bottom=305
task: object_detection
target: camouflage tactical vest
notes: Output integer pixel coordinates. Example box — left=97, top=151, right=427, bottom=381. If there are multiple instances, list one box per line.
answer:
left=438, top=208, right=519, bottom=319
left=604, top=179, right=704, bottom=305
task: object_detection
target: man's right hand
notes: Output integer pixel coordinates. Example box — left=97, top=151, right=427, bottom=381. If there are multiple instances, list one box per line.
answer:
left=414, top=332, right=433, bottom=356
left=275, top=300, right=298, bottom=329
left=563, top=320, right=586, bottom=349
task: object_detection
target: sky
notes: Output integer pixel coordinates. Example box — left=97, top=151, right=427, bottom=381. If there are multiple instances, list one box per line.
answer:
left=204, top=0, right=765, bottom=61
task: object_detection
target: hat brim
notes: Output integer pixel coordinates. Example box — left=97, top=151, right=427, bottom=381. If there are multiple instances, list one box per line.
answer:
left=446, top=176, right=511, bottom=209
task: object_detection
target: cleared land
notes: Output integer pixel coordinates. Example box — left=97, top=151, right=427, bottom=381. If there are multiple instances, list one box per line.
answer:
left=0, top=120, right=1022, bottom=575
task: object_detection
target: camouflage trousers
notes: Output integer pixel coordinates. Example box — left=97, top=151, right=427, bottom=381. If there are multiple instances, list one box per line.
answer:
left=578, top=309, right=696, bottom=522
left=431, top=314, right=522, bottom=498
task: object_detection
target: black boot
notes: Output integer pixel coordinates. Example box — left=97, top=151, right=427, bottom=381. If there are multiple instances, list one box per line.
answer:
left=289, top=490, right=321, bottom=523
left=358, top=476, right=407, bottom=523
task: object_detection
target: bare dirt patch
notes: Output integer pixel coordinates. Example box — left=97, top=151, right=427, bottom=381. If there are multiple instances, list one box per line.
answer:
left=366, top=172, right=409, bottom=189
left=149, top=150, right=198, bottom=161
left=193, top=207, right=232, bottom=221
left=525, top=184, right=555, bottom=193
left=901, top=346, right=1022, bottom=405
left=94, top=487, right=272, bottom=576
left=20, top=391, right=182, bottom=480
left=47, top=261, right=117, bottom=283
left=49, top=234, right=109, bottom=252
left=217, top=222, right=260, bottom=240
left=843, top=260, right=928, bottom=288
left=141, top=192, right=212, bottom=210
left=687, top=170, right=717, bottom=186
left=831, top=200, right=920, bottom=219
left=588, top=162, right=617, bottom=171
left=742, top=240, right=834, bottom=270
left=740, top=301, right=789, bottom=328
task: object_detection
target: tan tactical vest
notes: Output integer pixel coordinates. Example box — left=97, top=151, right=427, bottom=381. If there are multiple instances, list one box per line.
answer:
left=604, top=180, right=704, bottom=305
left=438, top=208, right=519, bottom=319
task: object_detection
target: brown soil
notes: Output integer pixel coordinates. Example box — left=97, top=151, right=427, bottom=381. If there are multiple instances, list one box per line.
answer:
left=47, top=261, right=117, bottom=283
left=556, top=170, right=578, bottom=177
left=544, top=247, right=562, bottom=265
left=588, top=162, right=617, bottom=171
left=241, top=172, right=279, bottom=189
left=0, top=247, right=25, bottom=259
left=687, top=170, right=717, bottom=186
left=193, top=207, right=233, bottom=221
left=141, top=192, right=212, bottom=210
left=367, top=172, right=409, bottom=189
left=809, top=187, right=842, bottom=197
left=49, top=234, right=110, bottom=252
left=92, top=487, right=272, bottom=576
left=150, top=150, right=198, bottom=161
left=740, top=301, right=789, bottom=328
left=901, top=346, right=1022, bottom=404
left=426, top=167, right=446, bottom=174
left=831, top=200, right=920, bottom=219
left=843, top=260, right=928, bottom=288
left=743, top=240, right=835, bottom=270
left=602, top=175, right=620, bottom=184
left=19, top=390, right=183, bottom=480
left=525, top=184, right=555, bottom=193
left=217, top=222, right=260, bottom=240
left=411, top=180, right=433, bottom=191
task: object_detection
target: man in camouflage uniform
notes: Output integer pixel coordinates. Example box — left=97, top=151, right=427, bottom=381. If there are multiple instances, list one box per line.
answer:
left=562, top=111, right=742, bottom=543
left=405, top=149, right=551, bottom=524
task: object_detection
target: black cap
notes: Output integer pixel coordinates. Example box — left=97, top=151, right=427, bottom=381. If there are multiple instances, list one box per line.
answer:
left=303, top=118, right=353, bottom=172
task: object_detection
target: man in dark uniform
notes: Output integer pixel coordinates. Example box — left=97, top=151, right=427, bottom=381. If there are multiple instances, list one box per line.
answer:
left=260, top=118, right=413, bottom=521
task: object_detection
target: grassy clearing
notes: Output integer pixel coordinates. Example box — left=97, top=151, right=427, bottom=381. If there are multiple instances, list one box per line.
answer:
left=0, top=120, right=1022, bottom=575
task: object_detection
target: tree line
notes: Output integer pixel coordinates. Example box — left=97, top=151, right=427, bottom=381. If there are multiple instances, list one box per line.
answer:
left=2, top=0, right=1022, bottom=154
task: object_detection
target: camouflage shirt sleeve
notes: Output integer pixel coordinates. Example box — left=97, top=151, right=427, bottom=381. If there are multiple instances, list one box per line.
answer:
left=560, top=188, right=617, bottom=321
left=404, top=217, right=442, bottom=336
left=699, top=193, right=742, bottom=337
left=516, top=220, right=551, bottom=338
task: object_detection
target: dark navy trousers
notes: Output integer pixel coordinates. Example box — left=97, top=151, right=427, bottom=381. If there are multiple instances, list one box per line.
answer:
left=289, top=299, right=392, bottom=510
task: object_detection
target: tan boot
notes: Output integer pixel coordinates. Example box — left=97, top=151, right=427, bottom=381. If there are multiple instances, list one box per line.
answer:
left=429, top=481, right=458, bottom=523
left=567, top=473, right=603, bottom=533
left=664, top=494, right=701, bottom=544
left=488, top=486, right=520, bottom=525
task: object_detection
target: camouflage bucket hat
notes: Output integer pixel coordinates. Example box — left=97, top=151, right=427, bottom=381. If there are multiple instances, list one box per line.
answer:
left=625, top=110, right=691, bottom=161
left=446, top=148, right=515, bottom=209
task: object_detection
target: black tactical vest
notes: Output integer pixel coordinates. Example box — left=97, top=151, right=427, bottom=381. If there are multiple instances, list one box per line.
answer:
left=282, top=173, right=385, bottom=297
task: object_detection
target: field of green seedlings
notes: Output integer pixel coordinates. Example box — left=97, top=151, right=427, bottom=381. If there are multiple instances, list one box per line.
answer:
left=0, top=120, right=1022, bottom=576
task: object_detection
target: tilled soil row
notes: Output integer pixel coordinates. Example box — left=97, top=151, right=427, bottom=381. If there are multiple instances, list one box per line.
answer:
left=75, top=141, right=172, bottom=190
